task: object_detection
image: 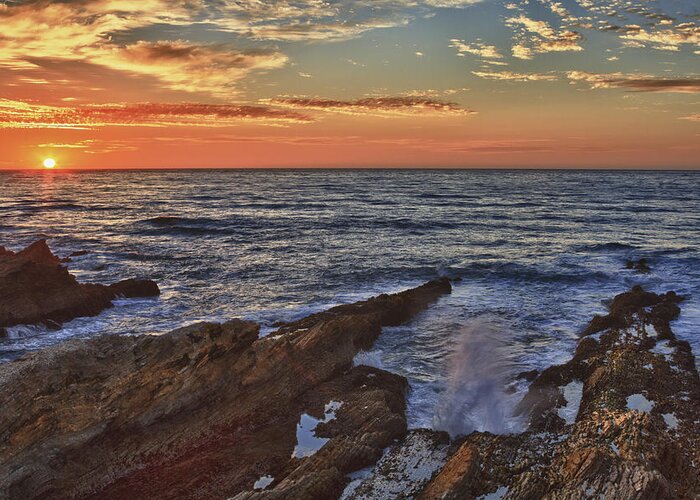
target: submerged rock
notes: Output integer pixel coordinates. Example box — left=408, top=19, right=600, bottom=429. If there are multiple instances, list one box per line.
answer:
left=0, top=278, right=451, bottom=499
left=625, top=258, right=651, bottom=274
left=0, top=240, right=159, bottom=329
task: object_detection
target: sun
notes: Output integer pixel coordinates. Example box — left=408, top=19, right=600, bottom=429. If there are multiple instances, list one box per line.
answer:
left=43, top=158, right=56, bottom=169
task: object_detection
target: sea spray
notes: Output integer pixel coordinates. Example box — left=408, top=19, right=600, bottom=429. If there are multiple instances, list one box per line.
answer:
left=432, top=316, right=525, bottom=437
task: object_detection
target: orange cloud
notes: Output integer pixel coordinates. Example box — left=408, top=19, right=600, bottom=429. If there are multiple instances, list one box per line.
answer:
left=567, top=72, right=700, bottom=92
left=472, top=71, right=558, bottom=82
left=0, top=100, right=312, bottom=129
left=266, top=97, right=476, bottom=117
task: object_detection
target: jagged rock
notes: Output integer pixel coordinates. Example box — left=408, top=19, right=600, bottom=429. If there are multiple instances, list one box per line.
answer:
left=0, top=279, right=451, bottom=499
left=418, top=285, right=700, bottom=499
left=341, top=429, right=451, bottom=500
left=516, top=369, right=539, bottom=382
left=582, top=285, right=683, bottom=337
left=0, top=240, right=159, bottom=329
left=272, top=278, right=452, bottom=336
left=110, top=278, right=161, bottom=298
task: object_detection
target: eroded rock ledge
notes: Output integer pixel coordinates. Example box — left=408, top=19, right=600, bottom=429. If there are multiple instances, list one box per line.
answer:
left=0, top=240, right=160, bottom=330
left=0, top=278, right=451, bottom=499
left=344, top=285, right=700, bottom=499
left=1, top=272, right=698, bottom=500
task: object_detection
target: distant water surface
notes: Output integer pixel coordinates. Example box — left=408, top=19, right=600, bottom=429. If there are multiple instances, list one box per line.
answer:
left=1, top=169, right=698, bottom=435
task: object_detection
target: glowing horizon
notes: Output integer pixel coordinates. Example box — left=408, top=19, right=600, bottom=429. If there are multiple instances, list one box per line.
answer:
left=1, top=0, right=698, bottom=169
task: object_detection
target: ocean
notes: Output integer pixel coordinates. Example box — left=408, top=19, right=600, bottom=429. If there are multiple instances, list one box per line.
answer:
left=1, top=169, right=699, bottom=436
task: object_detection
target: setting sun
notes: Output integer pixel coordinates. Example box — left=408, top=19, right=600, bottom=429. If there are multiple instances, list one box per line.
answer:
left=43, top=158, right=56, bottom=169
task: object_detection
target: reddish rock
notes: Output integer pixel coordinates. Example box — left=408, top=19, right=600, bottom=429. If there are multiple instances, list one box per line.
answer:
left=0, top=279, right=450, bottom=499
left=417, top=285, right=700, bottom=499
left=0, top=240, right=159, bottom=329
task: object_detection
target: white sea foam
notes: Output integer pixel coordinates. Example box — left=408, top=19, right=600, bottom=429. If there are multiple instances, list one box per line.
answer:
left=478, top=486, right=509, bottom=499
left=353, top=350, right=384, bottom=369
left=253, top=475, right=274, bottom=490
left=662, top=413, right=679, bottom=430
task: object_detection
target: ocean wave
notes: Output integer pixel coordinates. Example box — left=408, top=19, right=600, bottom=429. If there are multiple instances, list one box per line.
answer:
left=432, top=317, right=525, bottom=437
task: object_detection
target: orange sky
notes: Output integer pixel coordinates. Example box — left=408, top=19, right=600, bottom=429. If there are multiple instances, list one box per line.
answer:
left=1, top=0, right=698, bottom=169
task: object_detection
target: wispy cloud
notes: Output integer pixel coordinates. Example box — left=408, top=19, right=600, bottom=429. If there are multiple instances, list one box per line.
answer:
left=472, top=71, right=558, bottom=82
left=266, top=97, right=476, bottom=117
left=0, top=100, right=312, bottom=129
left=567, top=72, right=700, bottom=92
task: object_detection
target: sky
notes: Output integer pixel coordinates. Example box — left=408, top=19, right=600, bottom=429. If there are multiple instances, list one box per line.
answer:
left=0, top=0, right=698, bottom=169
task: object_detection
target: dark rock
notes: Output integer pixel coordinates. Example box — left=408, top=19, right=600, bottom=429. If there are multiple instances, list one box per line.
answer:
left=583, top=285, right=683, bottom=337
left=516, top=369, right=539, bottom=382
left=0, top=279, right=450, bottom=499
left=69, top=250, right=89, bottom=257
left=110, top=278, right=160, bottom=298
left=273, top=277, right=451, bottom=337
left=625, top=258, right=651, bottom=273
left=0, top=240, right=159, bottom=329
left=16, top=239, right=61, bottom=266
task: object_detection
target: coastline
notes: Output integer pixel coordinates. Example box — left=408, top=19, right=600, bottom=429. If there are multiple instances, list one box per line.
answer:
left=0, top=242, right=698, bottom=498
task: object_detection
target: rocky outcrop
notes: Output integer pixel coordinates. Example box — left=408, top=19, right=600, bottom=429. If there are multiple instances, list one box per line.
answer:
left=0, top=278, right=451, bottom=500
left=0, top=240, right=159, bottom=329
left=2, top=265, right=698, bottom=500
left=369, top=285, right=699, bottom=499
left=272, top=278, right=452, bottom=336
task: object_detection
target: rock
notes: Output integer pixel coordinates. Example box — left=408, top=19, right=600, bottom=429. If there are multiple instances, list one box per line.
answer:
left=273, top=278, right=451, bottom=337
left=110, top=278, right=160, bottom=298
left=625, top=258, right=651, bottom=273
left=582, top=285, right=683, bottom=337
left=16, top=239, right=61, bottom=266
left=341, top=429, right=451, bottom=500
left=0, top=279, right=451, bottom=499
left=516, top=369, right=539, bottom=382
left=0, top=327, right=6, bottom=338
left=0, top=240, right=160, bottom=329
left=417, top=285, right=700, bottom=499
left=69, top=250, right=89, bottom=257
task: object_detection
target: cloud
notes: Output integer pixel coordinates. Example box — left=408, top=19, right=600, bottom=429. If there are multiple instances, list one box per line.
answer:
left=472, top=71, right=558, bottom=81
left=266, top=97, right=476, bottom=117
left=450, top=39, right=503, bottom=60
left=0, top=1, right=288, bottom=97
left=680, top=114, right=700, bottom=121
left=567, top=72, right=700, bottom=92
left=507, top=14, right=584, bottom=57
left=101, top=41, right=287, bottom=96
left=620, top=25, right=700, bottom=52
left=0, top=99, right=312, bottom=129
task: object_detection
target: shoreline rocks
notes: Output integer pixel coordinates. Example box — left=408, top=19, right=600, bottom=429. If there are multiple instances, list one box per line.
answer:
left=0, top=278, right=451, bottom=499
left=1, top=264, right=698, bottom=499
left=0, top=240, right=160, bottom=329
left=350, top=284, right=700, bottom=499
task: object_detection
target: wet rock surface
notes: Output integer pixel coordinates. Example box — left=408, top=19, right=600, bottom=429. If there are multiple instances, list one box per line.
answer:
left=0, top=278, right=451, bottom=499
left=0, top=240, right=160, bottom=329
left=1, top=263, right=698, bottom=500
left=380, top=285, right=699, bottom=499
